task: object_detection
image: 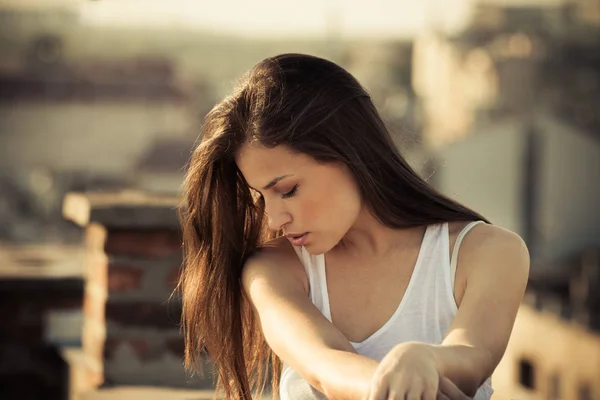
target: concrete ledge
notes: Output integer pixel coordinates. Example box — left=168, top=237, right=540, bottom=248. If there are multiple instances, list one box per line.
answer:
left=63, top=190, right=180, bottom=229
left=61, top=346, right=103, bottom=375
left=0, top=244, right=85, bottom=279
left=81, top=387, right=272, bottom=400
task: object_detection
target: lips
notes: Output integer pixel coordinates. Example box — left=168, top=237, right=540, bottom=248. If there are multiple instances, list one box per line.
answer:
left=284, top=232, right=309, bottom=246
left=284, top=232, right=305, bottom=238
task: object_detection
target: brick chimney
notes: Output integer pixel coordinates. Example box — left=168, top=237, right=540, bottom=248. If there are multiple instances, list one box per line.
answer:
left=62, top=190, right=214, bottom=392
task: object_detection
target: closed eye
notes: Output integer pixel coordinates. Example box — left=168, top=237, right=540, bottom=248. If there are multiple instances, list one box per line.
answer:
left=282, top=184, right=299, bottom=199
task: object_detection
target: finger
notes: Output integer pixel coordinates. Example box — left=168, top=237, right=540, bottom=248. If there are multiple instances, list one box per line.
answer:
left=422, top=386, right=438, bottom=400
left=405, top=384, right=423, bottom=400
left=367, top=383, right=389, bottom=400
left=386, top=389, right=403, bottom=400
left=422, top=379, right=439, bottom=400
left=439, top=377, right=471, bottom=400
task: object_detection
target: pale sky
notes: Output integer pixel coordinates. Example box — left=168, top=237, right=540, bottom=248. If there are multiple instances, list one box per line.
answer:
left=0, top=0, right=568, bottom=39
left=76, top=0, right=471, bottom=39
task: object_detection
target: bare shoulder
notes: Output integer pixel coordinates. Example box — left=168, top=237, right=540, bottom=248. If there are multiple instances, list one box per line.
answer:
left=450, top=221, right=530, bottom=278
left=242, top=236, right=309, bottom=295
left=451, top=222, right=528, bottom=254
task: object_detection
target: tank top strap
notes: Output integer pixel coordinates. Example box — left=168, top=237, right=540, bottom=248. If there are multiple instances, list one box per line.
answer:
left=292, top=246, right=331, bottom=319
left=449, top=221, right=485, bottom=289
left=313, top=253, right=331, bottom=320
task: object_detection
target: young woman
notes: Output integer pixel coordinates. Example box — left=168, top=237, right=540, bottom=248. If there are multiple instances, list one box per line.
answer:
left=178, top=53, right=529, bottom=400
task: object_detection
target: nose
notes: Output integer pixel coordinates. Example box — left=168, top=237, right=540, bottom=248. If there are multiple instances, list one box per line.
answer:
left=265, top=200, right=292, bottom=232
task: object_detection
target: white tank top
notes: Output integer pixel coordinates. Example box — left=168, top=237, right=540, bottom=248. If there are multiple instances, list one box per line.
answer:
left=280, top=221, right=494, bottom=400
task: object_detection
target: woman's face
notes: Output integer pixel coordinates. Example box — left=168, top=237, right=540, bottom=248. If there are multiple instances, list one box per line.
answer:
left=236, top=143, right=362, bottom=254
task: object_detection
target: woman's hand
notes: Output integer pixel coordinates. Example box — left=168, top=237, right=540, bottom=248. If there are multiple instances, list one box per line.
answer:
left=366, top=342, right=471, bottom=400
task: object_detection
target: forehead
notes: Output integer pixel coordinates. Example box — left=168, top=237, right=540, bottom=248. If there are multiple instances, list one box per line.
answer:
left=235, top=144, right=311, bottom=187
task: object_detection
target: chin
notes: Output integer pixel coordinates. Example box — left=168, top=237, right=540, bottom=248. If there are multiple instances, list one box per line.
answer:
left=303, top=244, right=321, bottom=255
left=303, top=239, right=336, bottom=256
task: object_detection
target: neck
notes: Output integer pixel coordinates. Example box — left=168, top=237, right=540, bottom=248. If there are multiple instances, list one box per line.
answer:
left=334, top=206, right=425, bottom=260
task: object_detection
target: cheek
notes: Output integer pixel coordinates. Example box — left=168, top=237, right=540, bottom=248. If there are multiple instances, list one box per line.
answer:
left=298, top=186, right=360, bottom=228
left=296, top=196, right=322, bottom=224
left=333, top=190, right=362, bottom=224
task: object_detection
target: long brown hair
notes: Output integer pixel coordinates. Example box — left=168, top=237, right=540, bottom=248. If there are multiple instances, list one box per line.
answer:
left=178, top=53, right=488, bottom=399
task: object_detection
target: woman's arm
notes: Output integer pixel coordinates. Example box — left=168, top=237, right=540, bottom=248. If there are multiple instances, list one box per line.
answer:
left=367, top=225, right=528, bottom=400
left=242, top=242, right=378, bottom=399
left=433, top=224, right=530, bottom=396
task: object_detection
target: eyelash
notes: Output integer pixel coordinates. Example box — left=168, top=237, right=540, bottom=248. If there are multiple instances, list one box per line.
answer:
left=282, top=184, right=299, bottom=199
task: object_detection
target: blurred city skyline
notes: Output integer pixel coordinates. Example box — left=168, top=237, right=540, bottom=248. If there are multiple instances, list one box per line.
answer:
left=0, top=0, right=599, bottom=398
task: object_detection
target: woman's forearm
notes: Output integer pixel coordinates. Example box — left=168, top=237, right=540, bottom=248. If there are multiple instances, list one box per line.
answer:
left=309, top=343, right=485, bottom=399
left=429, top=343, right=493, bottom=396
left=309, top=349, right=379, bottom=400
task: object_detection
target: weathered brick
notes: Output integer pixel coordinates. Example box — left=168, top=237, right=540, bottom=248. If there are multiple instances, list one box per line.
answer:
left=105, top=301, right=181, bottom=329
left=85, top=368, right=103, bottom=388
left=129, top=339, right=151, bottom=358
left=108, top=264, right=144, bottom=292
left=83, top=289, right=106, bottom=323
left=104, top=338, right=156, bottom=360
left=82, top=318, right=105, bottom=363
left=86, top=252, right=108, bottom=289
left=85, top=223, right=107, bottom=252
left=83, top=338, right=104, bottom=365
left=104, top=229, right=182, bottom=258
left=62, top=347, right=104, bottom=397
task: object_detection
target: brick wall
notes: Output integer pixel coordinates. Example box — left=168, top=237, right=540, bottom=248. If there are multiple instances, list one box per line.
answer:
left=0, top=244, right=85, bottom=400
left=62, top=190, right=214, bottom=391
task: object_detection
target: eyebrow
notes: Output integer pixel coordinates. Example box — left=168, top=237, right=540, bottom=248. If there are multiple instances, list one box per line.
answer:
left=262, top=174, right=293, bottom=191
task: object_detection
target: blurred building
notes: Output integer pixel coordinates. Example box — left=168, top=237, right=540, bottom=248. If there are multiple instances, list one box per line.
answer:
left=0, top=32, right=195, bottom=243
left=435, top=117, right=599, bottom=263
left=134, top=138, right=196, bottom=194
left=413, top=0, right=600, bottom=147
left=413, top=0, right=600, bottom=262
left=0, top=42, right=192, bottom=174
left=413, top=1, right=600, bottom=398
